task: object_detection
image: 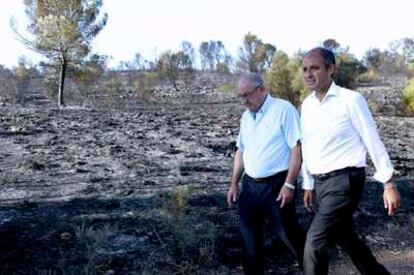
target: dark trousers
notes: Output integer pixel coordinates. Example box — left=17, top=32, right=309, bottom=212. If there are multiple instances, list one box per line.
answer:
left=303, top=168, right=390, bottom=275
left=239, top=171, right=305, bottom=275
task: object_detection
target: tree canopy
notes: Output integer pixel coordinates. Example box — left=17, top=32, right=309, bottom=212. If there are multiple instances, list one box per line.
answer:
left=13, top=0, right=107, bottom=107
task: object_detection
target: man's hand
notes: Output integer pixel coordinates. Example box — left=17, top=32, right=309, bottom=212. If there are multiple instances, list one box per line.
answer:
left=303, top=190, right=314, bottom=212
left=383, top=184, right=401, bottom=216
left=276, top=186, right=294, bottom=208
left=227, top=185, right=238, bottom=208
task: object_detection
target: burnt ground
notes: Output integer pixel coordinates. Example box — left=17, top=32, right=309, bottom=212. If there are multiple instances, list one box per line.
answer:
left=0, top=91, right=413, bottom=274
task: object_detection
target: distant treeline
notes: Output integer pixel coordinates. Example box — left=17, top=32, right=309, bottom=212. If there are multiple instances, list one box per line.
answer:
left=5, top=0, right=414, bottom=114
left=2, top=36, right=414, bottom=110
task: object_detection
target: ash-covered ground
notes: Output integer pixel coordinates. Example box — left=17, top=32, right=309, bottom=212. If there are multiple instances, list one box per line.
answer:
left=0, top=88, right=413, bottom=274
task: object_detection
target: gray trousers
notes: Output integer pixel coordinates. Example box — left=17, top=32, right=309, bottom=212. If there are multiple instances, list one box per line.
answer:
left=304, top=168, right=390, bottom=275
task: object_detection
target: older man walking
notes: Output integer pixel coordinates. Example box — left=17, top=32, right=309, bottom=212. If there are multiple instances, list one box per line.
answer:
left=227, top=73, right=305, bottom=275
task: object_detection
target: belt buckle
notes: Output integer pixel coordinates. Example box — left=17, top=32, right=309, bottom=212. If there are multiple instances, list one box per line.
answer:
left=315, top=173, right=329, bottom=182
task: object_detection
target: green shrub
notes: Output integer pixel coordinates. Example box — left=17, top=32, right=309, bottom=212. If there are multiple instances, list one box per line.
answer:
left=216, top=62, right=231, bottom=75
left=334, top=52, right=367, bottom=88
left=100, top=76, right=125, bottom=107
left=0, top=66, right=18, bottom=104
left=102, top=76, right=124, bottom=96
left=151, top=186, right=219, bottom=271
left=356, top=69, right=379, bottom=83
left=265, top=51, right=306, bottom=106
left=403, top=78, right=414, bottom=115
left=216, top=83, right=235, bottom=93
left=407, top=62, right=414, bottom=77
left=133, top=72, right=159, bottom=100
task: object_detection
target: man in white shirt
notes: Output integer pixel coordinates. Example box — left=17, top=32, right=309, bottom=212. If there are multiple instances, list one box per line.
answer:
left=300, top=47, right=401, bottom=275
left=227, top=73, right=305, bottom=275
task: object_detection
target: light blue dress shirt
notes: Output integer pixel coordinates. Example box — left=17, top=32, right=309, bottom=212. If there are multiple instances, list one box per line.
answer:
left=236, top=94, right=301, bottom=178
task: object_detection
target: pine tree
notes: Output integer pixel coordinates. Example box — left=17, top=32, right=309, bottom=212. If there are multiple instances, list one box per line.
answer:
left=13, top=0, right=107, bottom=107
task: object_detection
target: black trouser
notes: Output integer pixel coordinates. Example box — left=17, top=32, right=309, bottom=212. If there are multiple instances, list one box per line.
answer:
left=304, top=167, right=390, bottom=275
left=239, top=171, right=305, bottom=275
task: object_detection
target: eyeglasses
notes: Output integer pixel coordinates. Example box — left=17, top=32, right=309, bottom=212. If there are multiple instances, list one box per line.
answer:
left=237, top=84, right=263, bottom=99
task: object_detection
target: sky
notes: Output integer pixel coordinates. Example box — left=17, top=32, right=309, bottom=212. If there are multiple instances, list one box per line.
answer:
left=1, top=0, right=413, bottom=68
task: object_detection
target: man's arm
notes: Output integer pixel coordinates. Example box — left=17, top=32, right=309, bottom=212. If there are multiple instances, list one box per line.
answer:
left=301, top=160, right=316, bottom=212
left=227, top=149, right=244, bottom=207
left=285, top=142, right=302, bottom=184
left=299, top=102, right=315, bottom=212
left=277, top=142, right=301, bottom=208
left=349, top=93, right=401, bottom=215
left=277, top=104, right=303, bottom=208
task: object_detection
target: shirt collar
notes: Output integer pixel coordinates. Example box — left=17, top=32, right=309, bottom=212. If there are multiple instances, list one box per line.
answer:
left=310, top=81, right=339, bottom=101
left=250, top=93, right=271, bottom=117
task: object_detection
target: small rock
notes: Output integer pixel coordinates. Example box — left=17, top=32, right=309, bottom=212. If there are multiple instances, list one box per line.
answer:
left=60, top=232, right=73, bottom=242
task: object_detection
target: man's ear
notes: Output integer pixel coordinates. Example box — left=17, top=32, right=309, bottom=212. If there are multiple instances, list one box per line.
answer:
left=259, top=85, right=266, bottom=92
left=328, top=64, right=337, bottom=78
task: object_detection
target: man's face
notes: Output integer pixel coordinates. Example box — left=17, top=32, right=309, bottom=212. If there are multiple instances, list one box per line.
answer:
left=302, top=52, right=335, bottom=93
left=237, top=82, right=264, bottom=112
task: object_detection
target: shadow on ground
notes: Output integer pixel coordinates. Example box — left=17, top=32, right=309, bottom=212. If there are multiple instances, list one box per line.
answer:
left=0, top=179, right=413, bottom=274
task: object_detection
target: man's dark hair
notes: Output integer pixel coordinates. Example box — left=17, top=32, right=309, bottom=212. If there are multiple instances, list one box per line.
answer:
left=304, top=47, right=336, bottom=69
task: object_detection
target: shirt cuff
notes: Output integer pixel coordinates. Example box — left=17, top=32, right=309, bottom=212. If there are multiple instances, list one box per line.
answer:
left=372, top=167, right=394, bottom=184
left=287, top=138, right=300, bottom=149
left=301, top=171, right=314, bottom=190
left=372, top=155, right=394, bottom=183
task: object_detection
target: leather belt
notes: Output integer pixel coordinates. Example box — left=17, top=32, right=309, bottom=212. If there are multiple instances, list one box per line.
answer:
left=246, top=170, right=287, bottom=183
left=313, top=167, right=364, bottom=182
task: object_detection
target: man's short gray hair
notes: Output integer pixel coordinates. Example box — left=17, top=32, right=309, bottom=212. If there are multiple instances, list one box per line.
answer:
left=239, top=73, right=264, bottom=88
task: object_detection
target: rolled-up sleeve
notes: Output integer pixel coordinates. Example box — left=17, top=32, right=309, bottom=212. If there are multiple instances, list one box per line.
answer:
left=236, top=115, right=244, bottom=151
left=282, top=104, right=301, bottom=149
left=236, top=131, right=244, bottom=151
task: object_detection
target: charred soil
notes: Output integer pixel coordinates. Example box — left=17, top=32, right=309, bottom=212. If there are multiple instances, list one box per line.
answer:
left=0, top=91, right=413, bottom=274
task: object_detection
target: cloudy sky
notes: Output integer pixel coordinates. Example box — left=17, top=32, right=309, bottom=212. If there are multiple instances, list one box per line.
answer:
left=1, top=0, right=413, bottom=67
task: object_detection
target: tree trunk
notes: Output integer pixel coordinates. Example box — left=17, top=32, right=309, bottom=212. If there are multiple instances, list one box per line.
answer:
left=58, top=60, right=67, bottom=108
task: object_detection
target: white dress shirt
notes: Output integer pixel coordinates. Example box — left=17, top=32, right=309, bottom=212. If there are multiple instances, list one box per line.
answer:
left=301, top=81, right=394, bottom=190
left=237, top=94, right=301, bottom=178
